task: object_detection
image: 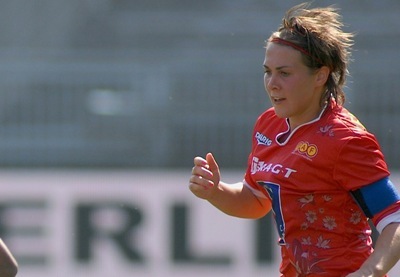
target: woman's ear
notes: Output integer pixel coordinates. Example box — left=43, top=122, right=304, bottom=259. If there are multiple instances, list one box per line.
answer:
left=316, top=66, right=330, bottom=86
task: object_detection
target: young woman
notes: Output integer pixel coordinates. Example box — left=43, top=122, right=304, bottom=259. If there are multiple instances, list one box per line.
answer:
left=189, top=3, right=400, bottom=276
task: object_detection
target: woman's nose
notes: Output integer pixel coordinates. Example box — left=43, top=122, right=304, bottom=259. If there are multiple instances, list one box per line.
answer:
left=265, top=74, right=278, bottom=92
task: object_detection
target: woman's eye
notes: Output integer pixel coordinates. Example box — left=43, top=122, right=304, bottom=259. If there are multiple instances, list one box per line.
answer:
left=280, top=71, right=289, bottom=77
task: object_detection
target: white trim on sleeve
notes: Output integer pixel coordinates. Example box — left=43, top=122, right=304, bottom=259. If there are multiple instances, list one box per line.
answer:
left=376, top=209, right=400, bottom=233
left=243, top=179, right=267, bottom=199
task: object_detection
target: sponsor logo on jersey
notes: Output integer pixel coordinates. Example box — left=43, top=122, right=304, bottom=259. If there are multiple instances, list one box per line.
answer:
left=293, top=141, right=318, bottom=160
left=251, top=157, right=296, bottom=178
left=255, top=132, right=273, bottom=146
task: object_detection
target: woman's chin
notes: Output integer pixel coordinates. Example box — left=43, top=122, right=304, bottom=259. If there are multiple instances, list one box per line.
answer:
left=272, top=108, right=288, bottom=119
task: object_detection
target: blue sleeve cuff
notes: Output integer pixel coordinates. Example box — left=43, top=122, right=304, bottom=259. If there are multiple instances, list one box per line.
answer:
left=351, top=177, right=400, bottom=218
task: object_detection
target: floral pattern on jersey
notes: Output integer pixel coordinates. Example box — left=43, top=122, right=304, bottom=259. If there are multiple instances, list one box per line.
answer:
left=323, top=216, right=337, bottom=230
left=305, top=210, right=317, bottom=223
left=287, top=192, right=368, bottom=275
left=288, top=239, right=330, bottom=276
left=349, top=210, right=362, bottom=225
left=298, top=193, right=338, bottom=232
left=318, top=124, right=335, bottom=137
left=298, top=194, right=315, bottom=208
left=316, top=236, right=331, bottom=249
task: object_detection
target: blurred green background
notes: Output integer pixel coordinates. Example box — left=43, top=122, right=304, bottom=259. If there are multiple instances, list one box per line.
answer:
left=0, top=0, right=398, bottom=169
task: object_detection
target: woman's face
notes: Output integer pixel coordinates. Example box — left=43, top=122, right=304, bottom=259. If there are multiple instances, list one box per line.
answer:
left=263, top=42, right=326, bottom=129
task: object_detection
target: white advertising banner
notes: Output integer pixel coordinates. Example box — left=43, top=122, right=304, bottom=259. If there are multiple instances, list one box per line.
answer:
left=0, top=170, right=399, bottom=277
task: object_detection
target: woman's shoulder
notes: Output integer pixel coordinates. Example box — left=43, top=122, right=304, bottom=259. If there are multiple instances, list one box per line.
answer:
left=326, top=105, right=369, bottom=136
left=320, top=105, right=386, bottom=158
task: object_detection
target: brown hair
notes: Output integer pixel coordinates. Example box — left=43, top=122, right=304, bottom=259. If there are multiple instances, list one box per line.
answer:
left=267, top=2, right=354, bottom=106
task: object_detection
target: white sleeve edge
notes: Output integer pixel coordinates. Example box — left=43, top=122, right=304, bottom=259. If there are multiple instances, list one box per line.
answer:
left=376, top=209, right=400, bottom=233
left=243, top=179, right=267, bottom=199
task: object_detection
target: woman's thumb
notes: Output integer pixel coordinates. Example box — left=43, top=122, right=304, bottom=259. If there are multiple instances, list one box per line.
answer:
left=206, top=153, right=219, bottom=173
left=206, top=153, right=220, bottom=186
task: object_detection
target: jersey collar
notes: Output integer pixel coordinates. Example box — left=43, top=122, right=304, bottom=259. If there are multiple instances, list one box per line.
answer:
left=276, top=103, right=329, bottom=145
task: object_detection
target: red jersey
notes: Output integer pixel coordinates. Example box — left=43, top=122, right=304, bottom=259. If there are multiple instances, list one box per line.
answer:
left=244, top=101, right=391, bottom=276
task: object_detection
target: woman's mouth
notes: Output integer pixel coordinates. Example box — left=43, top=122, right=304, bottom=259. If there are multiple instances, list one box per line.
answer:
left=272, top=97, right=286, bottom=103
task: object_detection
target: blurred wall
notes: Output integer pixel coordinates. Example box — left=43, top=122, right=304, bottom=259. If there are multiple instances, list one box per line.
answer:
left=0, top=0, right=399, bottom=169
left=1, top=170, right=399, bottom=277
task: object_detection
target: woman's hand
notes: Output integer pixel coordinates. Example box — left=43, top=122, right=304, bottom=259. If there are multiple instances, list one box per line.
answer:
left=189, top=153, right=221, bottom=200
